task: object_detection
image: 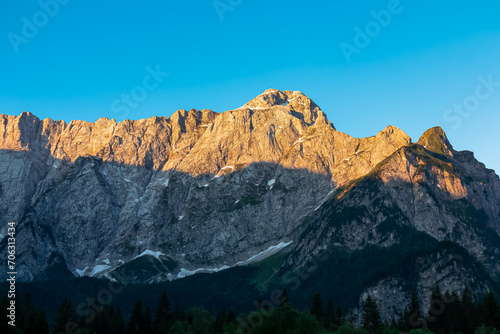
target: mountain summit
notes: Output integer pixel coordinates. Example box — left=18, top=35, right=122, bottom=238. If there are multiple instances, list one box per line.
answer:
left=417, top=126, right=454, bottom=157
left=240, top=89, right=327, bottom=127
left=0, top=90, right=499, bottom=319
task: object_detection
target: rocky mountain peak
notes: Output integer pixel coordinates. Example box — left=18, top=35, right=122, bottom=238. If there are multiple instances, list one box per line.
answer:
left=379, top=125, right=411, bottom=141
left=243, top=89, right=288, bottom=108
left=417, top=126, right=454, bottom=157
left=241, top=89, right=325, bottom=126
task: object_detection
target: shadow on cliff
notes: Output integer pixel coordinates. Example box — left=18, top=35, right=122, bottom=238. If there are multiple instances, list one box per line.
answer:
left=0, top=147, right=339, bottom=321
left=0, top=148, right=336, bottom=280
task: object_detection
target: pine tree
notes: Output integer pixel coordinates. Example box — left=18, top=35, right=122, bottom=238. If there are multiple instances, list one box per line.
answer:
left=479, top=292, right=500, bottom=329
left=93, top=300, right=107, bottom=334
left=26, top=310, right=50, bottom=334
left=102, top=305, right=118, bottom=334
left=443, top=290, right=461, bottom=334
left=114, top=306, right=126, bottom=334
left=227, top=309, right=236, bottom=324
left=362, top=295, right=382, bottom=334
left=336, top=305, right=343, bottom=326
left=20, top=292, right=34, bottom=332
left=154, top=291, right=172, bottom=333
left=390, top=317, right=397, bottom=329
left=83, top=297, right=101, bottom=334
left=427, top=284, right=445, bottom=333
left=399, top=306, right=409, bottom=332
left=324, top=300, right=335, bottom=329
left=461, top=286, right=476, bottom=334
left=347, top=309, right=356, bottom=324
left=53, top=297, right=79, bottom=334
left=255, top=296, right=264, bottom=310
left=280, top=289, right=290, bottom=306
left=407, top=292, right=423, bottom=330
left=213, top=308, right=227, bottom=333
left=310, top=293, right=324, bottom=326
left=104, top=304, right=124, bottom=334
left=126, top=301, right=149, bottom=334
left=145, top=306, right=154, bottom=334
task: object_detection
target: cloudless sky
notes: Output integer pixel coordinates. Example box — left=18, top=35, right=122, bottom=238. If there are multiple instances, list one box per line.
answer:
left=1, top=0, right=499, bottom=173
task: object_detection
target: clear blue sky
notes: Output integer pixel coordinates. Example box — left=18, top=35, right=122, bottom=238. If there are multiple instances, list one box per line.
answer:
left=1, top=0, right=499, bottom=173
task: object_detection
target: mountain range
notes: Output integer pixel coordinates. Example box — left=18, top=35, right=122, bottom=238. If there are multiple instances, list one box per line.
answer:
left=1, top=89, right=499, bottom=319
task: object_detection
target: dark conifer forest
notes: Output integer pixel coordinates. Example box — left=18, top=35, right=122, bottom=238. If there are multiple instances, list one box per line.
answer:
left=3, top=285, right=500, bottom=334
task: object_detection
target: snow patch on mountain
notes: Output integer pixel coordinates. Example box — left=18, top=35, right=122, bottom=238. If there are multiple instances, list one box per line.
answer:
left=76, top=267, right=88, bottom=277
left=134, top=249, right=165, bottom=260
left=176, top=241, right=293, bottom=279
left=90, top=265, right=111, bottom=277
left=237, top=241, right=293, bottom=266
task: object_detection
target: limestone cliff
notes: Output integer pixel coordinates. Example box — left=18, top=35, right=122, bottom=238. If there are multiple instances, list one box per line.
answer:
left=0, top=89, right=499, bottom=319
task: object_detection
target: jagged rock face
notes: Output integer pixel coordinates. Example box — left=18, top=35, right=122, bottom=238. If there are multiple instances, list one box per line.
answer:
left=0, top=108, right=217, bottom=169
left=0, top=89, right=499, bottom=319
left=280, top=127, right=500, bottom=320
left=0, top=90, right=411, bottom=229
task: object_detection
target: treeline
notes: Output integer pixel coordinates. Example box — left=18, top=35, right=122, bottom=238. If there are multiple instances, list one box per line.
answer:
left=2, top=286, right=500, bottom=334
